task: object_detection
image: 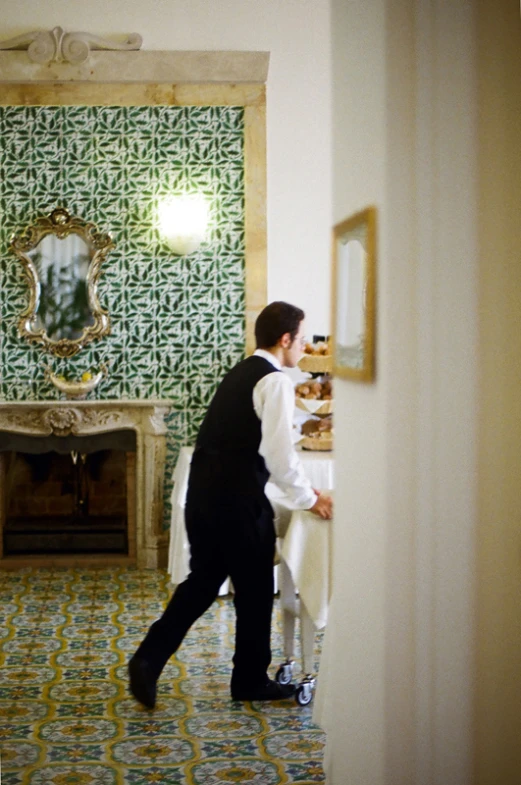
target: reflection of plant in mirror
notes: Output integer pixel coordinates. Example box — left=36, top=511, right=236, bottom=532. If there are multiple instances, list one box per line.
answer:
left=35, top=252, right=94, bottom=341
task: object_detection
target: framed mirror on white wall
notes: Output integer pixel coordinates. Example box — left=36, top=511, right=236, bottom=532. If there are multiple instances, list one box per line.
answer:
left=331, top=206, right=376, bottom=382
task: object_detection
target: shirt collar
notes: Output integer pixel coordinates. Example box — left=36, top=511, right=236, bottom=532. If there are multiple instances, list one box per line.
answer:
left=253, top=348, right=282, bottom=370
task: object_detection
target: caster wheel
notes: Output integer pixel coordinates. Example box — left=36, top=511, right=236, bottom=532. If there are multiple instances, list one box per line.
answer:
left=276, top=664, right=293, bottom=686
left=295, top=683, right=313, bottom=706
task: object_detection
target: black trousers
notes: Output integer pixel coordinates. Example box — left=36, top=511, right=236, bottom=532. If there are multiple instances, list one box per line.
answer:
left=135, top=488, right=276, bottom=689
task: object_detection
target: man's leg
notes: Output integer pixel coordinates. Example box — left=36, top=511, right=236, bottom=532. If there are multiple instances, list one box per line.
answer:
left=134, top=561, right=228, bottom=677
left=229, top=534, right=275, bottom=691
left=129, top=501, right=228, bottom=708
left=228, top=500, right=295, bottom=701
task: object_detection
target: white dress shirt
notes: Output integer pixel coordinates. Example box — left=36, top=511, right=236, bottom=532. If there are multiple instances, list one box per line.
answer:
left=252, top=349, right=317, bottom=509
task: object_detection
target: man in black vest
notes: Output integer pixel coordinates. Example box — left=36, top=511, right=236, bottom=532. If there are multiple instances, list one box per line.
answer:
left=129, top=301, right=333, bottom=707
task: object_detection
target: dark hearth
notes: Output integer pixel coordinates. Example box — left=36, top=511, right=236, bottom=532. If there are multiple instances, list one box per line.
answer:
left=4, top=516, right=127, bottom=554
left=2, top=443, right=132, bottom=557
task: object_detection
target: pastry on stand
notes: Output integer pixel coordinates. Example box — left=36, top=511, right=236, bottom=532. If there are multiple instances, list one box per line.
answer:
left=298, top=341, right=332, bottom=375
left=299, top=413, right=333, bottom=451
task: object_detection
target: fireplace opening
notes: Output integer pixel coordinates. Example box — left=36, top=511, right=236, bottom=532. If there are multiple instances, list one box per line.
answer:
left=0, top=430, right=136, bottom=557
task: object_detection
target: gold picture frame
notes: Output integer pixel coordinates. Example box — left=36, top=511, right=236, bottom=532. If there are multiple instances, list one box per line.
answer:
left=331, top=206, right=376, bottom=382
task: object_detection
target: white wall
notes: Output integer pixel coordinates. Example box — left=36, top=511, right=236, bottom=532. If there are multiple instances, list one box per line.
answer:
left=323, top=2, right=389, bottom=783
left=325, top=0, right=521, bottom=782
left=3, top=0, right=332, bottom=336
left=322, top=0, right=479, bottom=783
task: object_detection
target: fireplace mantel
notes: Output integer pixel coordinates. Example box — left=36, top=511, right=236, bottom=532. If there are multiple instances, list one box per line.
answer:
left=0, top=399, right=171, bottom=568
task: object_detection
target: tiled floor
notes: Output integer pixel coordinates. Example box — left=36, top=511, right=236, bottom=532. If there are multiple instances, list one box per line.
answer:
left=0, top=567, right=325, bottom=784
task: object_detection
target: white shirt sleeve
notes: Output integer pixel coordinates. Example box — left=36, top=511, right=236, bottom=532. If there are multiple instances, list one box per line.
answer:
left=253, top=371, right=317, bottom=509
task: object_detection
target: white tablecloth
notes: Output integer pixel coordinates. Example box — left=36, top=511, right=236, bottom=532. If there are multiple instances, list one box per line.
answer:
left=167, top=446, right=334, bottom=586
left=280, top=506, right=333, bottom=629
left=167, top=447, right=195, bottom=586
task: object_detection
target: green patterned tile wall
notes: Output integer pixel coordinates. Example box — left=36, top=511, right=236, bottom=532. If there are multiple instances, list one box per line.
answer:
left=0, top=105, right=246, bottom=529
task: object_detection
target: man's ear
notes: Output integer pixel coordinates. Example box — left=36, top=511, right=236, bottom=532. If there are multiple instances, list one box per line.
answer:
left=279, top=332, right=292, bottom=348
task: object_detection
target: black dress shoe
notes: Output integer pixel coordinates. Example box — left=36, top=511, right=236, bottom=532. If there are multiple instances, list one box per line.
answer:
left=128, top=655, right=157, bottom=709
left=231, top=678, right=296, bottom=702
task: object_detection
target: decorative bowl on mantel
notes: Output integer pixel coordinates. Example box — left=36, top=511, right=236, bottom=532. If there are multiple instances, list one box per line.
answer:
left=46, top=368, right=104, bottom=400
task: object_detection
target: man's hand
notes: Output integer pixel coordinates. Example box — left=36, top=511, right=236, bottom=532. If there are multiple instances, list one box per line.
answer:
left=308, top=491, right=333, bottom=520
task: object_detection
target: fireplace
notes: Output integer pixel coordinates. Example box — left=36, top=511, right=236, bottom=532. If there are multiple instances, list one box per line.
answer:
left=2, top=433, right=135, bottom=556
left=0, top=400, right=170, bottom=568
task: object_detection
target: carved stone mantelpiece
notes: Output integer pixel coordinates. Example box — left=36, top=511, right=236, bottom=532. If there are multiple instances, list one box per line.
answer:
left=0, top=400, right=171, bottom=568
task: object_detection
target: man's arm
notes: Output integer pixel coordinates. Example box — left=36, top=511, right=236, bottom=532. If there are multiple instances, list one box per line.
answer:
left=254, top=373, right=332, bottom=519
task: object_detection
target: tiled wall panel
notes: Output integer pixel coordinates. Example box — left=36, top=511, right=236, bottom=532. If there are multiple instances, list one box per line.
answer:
left=0, top=105, right=246, bottom=528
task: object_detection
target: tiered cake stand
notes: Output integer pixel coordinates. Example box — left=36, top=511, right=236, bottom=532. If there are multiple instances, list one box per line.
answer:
left=296, top=354, right=333, bottom=451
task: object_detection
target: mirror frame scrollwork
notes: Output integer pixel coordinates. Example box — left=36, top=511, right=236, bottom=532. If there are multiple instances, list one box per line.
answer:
left=9, top=207, right=114, bottom=358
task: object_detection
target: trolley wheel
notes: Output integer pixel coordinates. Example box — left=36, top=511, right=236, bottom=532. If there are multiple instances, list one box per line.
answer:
left=276, top=663, right=293, bottom=686
left=295, top=683, right=313, bottom=706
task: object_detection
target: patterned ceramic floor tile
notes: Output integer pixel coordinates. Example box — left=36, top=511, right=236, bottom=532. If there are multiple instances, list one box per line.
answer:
left=0, top=567, right=326, bottom=784
left=189, top=758, right=285, bottom=784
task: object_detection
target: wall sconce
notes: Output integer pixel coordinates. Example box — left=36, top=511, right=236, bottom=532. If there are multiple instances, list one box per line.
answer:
left=158, top=194, right=209, bottom=255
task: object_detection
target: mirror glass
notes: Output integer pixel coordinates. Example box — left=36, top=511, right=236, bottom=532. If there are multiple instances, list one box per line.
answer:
left=335, top=234, right=366, bottom=370
left=9, top=207, right=114, bottom=358
left=28, top=233, right=94, bottom=341
left=332, top=206, right=376, bottom=382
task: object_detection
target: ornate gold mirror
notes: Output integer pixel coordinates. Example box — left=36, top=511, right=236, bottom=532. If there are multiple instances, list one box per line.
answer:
left=9, top=207, right=114, bottom=358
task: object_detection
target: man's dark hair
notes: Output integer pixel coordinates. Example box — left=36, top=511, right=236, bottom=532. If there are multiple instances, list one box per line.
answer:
left=254, top=301, right=305, bottom=349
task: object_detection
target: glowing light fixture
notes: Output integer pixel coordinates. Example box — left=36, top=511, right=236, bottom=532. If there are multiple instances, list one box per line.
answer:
left=158, top=194, right=209, bottom=255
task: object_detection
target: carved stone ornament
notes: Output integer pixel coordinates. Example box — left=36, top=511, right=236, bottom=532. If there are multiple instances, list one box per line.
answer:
left=80, top=409, right=123, bottom=429
left=3, top=410, right=47, bottom=433
left=40, top=408, right=123, bottom=435
left=41, top=407, right=80, bottom=436
left=0, top=27, right=142, bottom=65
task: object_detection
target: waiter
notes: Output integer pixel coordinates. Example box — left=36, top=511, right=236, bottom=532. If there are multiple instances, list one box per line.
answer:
left=129, top=301, right=333, bottom=708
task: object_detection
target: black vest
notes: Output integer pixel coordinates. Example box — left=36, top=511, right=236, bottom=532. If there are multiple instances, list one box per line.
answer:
left=188, top=355, right=279, bottom=496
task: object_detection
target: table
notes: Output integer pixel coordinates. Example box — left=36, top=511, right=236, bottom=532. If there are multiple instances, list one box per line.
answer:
left=167, top=446, right=334, bottom=588
left=276, top=502, right=333, bottom=686
left=280, top=506, right=332, bottom=631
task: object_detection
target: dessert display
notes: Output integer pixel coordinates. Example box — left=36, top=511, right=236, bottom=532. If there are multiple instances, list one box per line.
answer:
left=298, top=340, right=333, bottom=373
left=296, top=335, right=333, bottom=451
left=295, top=378, right=333, bottom=416
left=295, top=378, right=332, bottom=400
left=295, top=378, right=333, bottom=451
left=299, top=402, right=333, bottom=450
left=303, top=340, right=330, bottom=356
left=301, top=416, right=333, bottom=436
